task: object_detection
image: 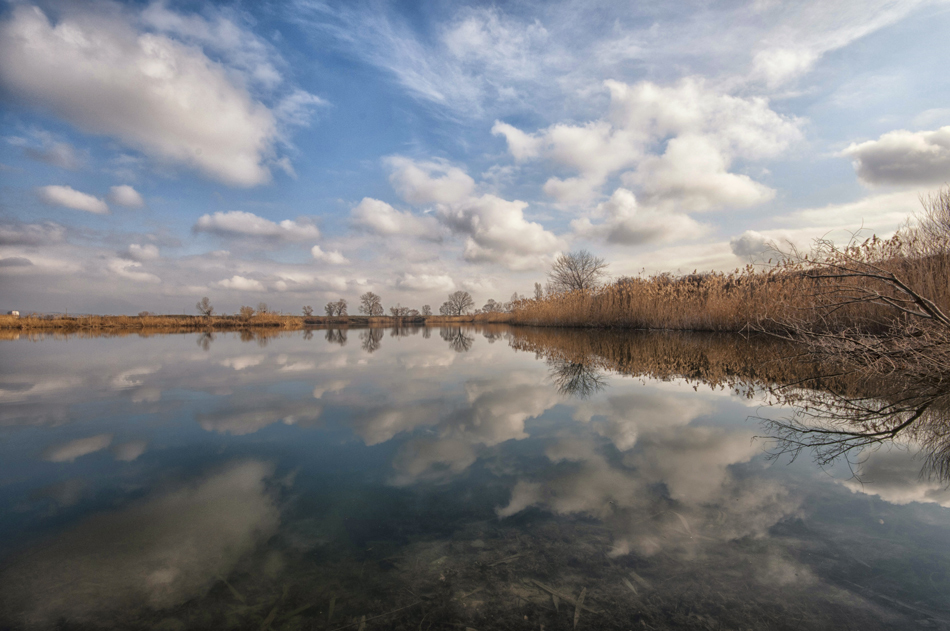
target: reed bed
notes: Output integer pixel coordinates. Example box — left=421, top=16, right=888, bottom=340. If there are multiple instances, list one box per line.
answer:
left=514, top=190, right=950, bottom=336
left=511, top=243, right=950, bottom=335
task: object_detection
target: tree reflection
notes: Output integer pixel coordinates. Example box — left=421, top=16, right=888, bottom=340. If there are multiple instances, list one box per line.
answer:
left=325, top=328, right=347, bottom=346
left=763, top=378, right=950, bottom=481
left=440, top=327, right=474, bottom=353
left=360, top=328, right=383, bottom=353
left=302, top=329, right=313, bottom=341
left=196, top=331, right=214, bottom=351
left=507, top=327, right=950, bottom=482
left=548, top=358, right=608, bottom=398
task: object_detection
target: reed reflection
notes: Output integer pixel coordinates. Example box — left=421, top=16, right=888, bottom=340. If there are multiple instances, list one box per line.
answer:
left=509, top=326, right=950, bottom=484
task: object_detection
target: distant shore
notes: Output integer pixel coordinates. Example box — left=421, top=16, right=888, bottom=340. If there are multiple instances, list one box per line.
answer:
left=0, top=312, right=514, bottom=332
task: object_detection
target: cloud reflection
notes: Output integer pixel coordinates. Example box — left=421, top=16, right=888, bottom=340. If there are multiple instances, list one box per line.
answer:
left=1, top=461, right=279, bottom=628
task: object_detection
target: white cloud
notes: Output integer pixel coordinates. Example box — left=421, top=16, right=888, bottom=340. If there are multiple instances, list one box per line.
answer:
left=0, top=6, right=278, bottom=186
left=394, top=273, right=455, bottom=292
left=124, top=244, right=160, bottom=262
left=491, top=121, right=542, bottom=160
left=351, top=197, right=441, bottom=239
left=729, top=230, right=780, bottom=259
left=273, top=89, right=328, bottom=127
left=437, top=194, right=563, bottom=270
left=748, top=1, right=930, bottom=87
left=841, top=126, right=950, bottom=186
left=194, top=211, right=320, bottom=241
left=572, top=188, right=704, bottom=246
left=216, top=275, right=265, bottom=291
left=623, top=135, right=776, bottom=211
left=0, top=221, right=66, bottom=245
left=37, top=185, right=109, bottom=214
left=310, top=245, right=349, bottom=265
left=107, top=259, right=161, bottom=284
left=496, top=78, right=800, bottom=207
left=386, top=156, right=475, bottom=205
left=108, top=185, right=144, bottom=208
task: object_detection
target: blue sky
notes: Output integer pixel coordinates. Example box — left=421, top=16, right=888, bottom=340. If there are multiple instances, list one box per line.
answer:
left=1, top=0, right=949, bottom=314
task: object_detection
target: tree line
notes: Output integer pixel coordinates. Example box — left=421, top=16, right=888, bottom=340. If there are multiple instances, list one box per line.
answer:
left=194, top=251, right=608, bottom=319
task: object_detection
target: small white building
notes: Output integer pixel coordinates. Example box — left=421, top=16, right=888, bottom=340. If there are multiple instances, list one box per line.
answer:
left=7, top=311, right=19, bottom=317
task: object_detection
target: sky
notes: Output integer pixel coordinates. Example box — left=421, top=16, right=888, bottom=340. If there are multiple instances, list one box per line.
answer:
left=1, top=0, right=949, bottom=315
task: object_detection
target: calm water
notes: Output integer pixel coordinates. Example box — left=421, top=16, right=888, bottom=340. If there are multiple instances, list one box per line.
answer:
left=1, top=326, right=948, bottom=630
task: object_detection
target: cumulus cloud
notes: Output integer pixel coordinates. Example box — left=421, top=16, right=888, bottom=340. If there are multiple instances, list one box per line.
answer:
left=124, top=244, right=160, bottom=261
left=108, top=185, right=144, bottom=208
left=216, top=275, right=265, bottom=292
left=311, top=245, right=349, bottom=265
left=572, top=188, right=704, bottom=246
left=194, top=211, right=319, bottom=241
left=0, top=5, right=279, bottom=186
left=37, top=185, right=109, bottom=214
left=351, top=197, right=441, bottom=239
left=841, top=126, right=950, bottom=186
left=387, top=156, right=475, bottom=205
left=496, top=78, right=800, bottom=208
left=730, top=230, right=780, bottom=259
left=491, top=121, right=542, bottom=160
left=437, top=194, right=562, bottom=270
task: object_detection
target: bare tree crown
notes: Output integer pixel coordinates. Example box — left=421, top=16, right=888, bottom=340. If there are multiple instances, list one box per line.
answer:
left=548, top=250, right=608, bottom=293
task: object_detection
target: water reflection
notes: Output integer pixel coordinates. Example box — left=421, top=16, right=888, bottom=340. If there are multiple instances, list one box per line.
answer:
left=440, top=326, right=475, bottom=352
left=0, top=326, right=948, bottom=629
left=2, top=461, right=279, bottom=627
left=548, top=358, right=608, bottom=398
left=359, top=327, right=383, bottom=353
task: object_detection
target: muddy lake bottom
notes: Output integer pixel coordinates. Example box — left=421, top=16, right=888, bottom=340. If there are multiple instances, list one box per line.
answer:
left=0, top=327, right=948, bottom=630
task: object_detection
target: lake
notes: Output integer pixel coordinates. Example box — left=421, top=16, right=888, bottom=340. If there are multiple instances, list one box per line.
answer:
left=1, top=326, right=948, bottom=630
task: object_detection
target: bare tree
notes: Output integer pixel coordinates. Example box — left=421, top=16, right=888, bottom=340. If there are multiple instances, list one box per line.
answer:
left=548, top=250, right=608, bottom=293
left=359, top=292, right=384, bottom=316
left=196, top=297, right=214, bottom=317
left=302, top=305, right=314, bottom=316
left=325, top=299, right=347, bottom=316
left=390, top=304, right=411, bottom=317
left=257, top=302, right=269, bottom=314
left=239, top=305, right=255, bottom=320
left=444, top=290, right=475, bottom=316
left=421, top=304, right=432, bottom=316
left=534, top=282, right=544, bottom=300
left=439, top=302, right=452, bottom=315
left=482, top=298, right=502, bottom=313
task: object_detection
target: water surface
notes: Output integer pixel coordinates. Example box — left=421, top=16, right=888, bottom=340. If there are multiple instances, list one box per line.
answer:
left=1, top=326, right=948, bottom=630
